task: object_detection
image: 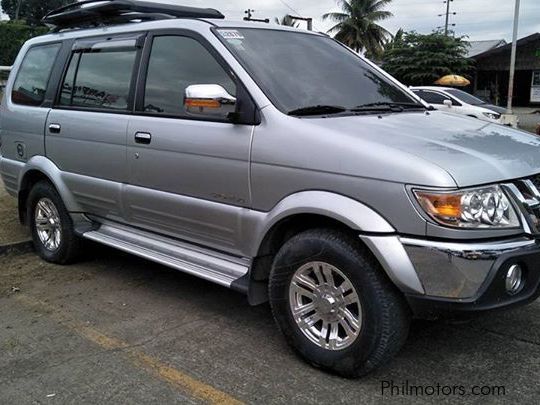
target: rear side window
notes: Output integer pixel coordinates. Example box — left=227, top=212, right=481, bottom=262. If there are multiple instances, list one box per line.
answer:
left=59, top=49, right=137, bottom=111
left=11, top=43, right=61, bottom=106
left=143, top=35, right=236, bottom=116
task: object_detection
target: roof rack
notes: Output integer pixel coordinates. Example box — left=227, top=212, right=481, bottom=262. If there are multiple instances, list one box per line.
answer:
left=42, top=0, right=224, bottom=31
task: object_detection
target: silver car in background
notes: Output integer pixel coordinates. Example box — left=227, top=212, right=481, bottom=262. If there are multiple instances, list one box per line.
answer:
left=2, top=0, right=540, bottom=378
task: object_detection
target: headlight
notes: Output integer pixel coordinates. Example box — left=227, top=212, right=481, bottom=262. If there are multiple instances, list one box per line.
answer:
left=482, top=112, right=501, bottom=120
left=414, top=185, right=519, bottom=228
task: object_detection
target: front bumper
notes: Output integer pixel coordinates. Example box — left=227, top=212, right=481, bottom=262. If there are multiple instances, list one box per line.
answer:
left=361, top=235, right=540, bottom=318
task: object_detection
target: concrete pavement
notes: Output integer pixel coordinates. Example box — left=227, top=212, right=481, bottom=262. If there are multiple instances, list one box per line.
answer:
left=1, top=181, right=540, bottom=404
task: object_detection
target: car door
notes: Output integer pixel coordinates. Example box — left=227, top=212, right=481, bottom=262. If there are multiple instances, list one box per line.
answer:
left=1, top=42, right=61, bottom=192
left=45, top=34, right=143, bottom=222
left=125, top=31, right=254, bottom=254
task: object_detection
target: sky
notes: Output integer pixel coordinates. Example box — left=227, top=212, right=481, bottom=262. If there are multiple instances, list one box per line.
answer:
left=1, top=0, right=539, bottom=42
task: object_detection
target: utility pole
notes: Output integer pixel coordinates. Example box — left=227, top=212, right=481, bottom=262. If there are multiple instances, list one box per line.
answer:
left=507, top=0, right=521, bottom=113
left=440, top=0, right=455, bottom=36
left=289, top=15, right=313, bottom=31
left=243, top=9, right=269, bottom=23
left=15, top=0, right=23, bottom=20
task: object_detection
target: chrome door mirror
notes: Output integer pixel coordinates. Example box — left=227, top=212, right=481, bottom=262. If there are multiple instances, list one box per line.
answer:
left=443, top=99, right=453, bottom=108
left=184, top=84, right=236, bottom=118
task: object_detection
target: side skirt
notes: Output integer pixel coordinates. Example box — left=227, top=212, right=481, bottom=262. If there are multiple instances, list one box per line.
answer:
left=81, top=221, right=251, bottom=293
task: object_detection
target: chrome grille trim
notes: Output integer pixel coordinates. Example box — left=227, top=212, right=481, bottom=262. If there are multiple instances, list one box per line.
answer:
left=522, top=179, right=540, bottom=201
left=503, top=177, right=540, bottom=235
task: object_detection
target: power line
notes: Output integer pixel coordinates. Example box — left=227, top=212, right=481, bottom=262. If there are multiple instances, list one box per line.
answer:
left=276, top=0, right=320, bottom=31
left=277, top=0, right=302, bottom=16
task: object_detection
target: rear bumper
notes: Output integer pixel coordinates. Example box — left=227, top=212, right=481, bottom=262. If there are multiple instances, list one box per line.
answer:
left=361, top=235, right=540, bottom=318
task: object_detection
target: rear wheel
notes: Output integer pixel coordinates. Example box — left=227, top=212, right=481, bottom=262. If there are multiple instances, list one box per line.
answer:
left=27, top=181, right=80, bottom=264
left=269, top=229, right=410, bottom=378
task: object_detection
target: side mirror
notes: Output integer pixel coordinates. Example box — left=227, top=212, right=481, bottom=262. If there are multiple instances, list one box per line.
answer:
left=443, top=99, right=452, bottom=108
left=184, top=84, right=236, bottom=119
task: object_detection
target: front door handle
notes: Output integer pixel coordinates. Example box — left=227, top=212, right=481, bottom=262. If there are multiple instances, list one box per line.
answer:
left=134, top=132, right=152, bottom=145
left=49, top=123, right=61, bottom=134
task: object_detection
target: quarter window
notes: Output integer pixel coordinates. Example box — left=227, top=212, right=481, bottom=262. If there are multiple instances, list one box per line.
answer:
left=143, top=35, right=236, bottom=116
left=11, top=43, right=61, bottom=106
left=59, top=48, right=137, bottom=111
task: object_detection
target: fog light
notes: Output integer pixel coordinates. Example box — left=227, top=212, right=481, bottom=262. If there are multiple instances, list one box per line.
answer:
left=505, top=264, right=524, bottom=295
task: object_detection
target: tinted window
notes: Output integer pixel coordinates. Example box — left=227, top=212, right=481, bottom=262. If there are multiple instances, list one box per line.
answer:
left=59, top=53, right=79, bottom=106
left=12, top=43, right=61, bottom=106
left=414, top=90, right=450, bottom=105
left=445, top=89, right=485, bottom=105
left=217, top=29, right=416, bottom=114
left=60, top=49, right=137, bottom=110
left=144, top=36, right=236, bottom=115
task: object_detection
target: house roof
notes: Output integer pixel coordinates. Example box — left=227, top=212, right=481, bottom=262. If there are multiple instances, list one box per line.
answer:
left=473, top=33, right=540, bottom=59
left=467, top=39, right=506, bottom=58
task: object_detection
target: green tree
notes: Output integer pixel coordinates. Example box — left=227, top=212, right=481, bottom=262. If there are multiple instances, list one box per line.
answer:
left=274, top=15, right=298, bottom=28
left=0, top=20, right=47, bottom=65
left=323, top=0, right=393, bottom=58
left=385, top=27, right=404, bottom=50
left=381, top=31, right=472, bottom=86
left=1, top=0, right=71, bottom=26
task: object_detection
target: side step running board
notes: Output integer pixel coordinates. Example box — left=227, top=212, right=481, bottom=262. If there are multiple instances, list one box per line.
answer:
left=82, top=223, right=251, bottom=290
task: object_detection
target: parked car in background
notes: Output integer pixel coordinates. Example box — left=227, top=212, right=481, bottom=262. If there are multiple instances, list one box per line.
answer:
left=3, top=0, right=540, bottom=379
left=411, top=86, right=507, bottom=124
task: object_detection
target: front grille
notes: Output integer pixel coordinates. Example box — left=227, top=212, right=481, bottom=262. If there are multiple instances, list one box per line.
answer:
left=531, top=174, right=540, bottom=195
left=504, top=176, right=540, bottom=233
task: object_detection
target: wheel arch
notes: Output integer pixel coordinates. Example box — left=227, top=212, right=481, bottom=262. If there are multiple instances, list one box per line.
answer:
left=17, top=156, right=81, bottom=223
left=246, top=191, right=398, bottom=305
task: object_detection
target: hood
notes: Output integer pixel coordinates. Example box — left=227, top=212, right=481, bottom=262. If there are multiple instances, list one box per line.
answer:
left=483, top=104, right=507, bottom=114
left=306, top=110, right=540, bottom=187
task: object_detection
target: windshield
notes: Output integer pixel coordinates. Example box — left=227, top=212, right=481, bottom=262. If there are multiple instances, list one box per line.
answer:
left=445, top=89, right=486, bottom=106
left=216, top=28, right=421, bottom=115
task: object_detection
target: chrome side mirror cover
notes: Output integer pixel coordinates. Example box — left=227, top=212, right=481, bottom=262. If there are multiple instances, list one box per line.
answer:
left=184, top=84, right=237, bottom=118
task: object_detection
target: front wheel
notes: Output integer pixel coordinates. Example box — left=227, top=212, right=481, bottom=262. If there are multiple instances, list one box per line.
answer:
left=269, top=229, right=410, bottom=378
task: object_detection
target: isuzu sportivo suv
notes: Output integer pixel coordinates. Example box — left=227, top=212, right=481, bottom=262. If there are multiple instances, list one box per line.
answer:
left=2, top=0, right=540, bottom=378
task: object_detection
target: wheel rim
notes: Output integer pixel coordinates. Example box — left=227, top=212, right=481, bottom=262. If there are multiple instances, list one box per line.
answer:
left=289, top=261, right=362, bottom=350
left=34, top=198, right=62, bottom=251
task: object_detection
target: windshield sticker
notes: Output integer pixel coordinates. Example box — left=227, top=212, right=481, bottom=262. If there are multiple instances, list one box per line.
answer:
left=218, top=30, right=244, bottom=40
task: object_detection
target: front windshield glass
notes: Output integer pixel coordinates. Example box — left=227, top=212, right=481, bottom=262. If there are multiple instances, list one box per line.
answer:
left=216, top=28, right=420, bottom=114
left=445, top=89, right=486, bottom=105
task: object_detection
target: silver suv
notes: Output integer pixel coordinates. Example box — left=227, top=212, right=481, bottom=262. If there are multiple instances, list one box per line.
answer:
left=2, top=0, right=540, bottom=378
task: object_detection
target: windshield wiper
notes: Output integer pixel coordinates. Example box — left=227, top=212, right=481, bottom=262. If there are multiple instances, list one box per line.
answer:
left=352, top=102, right=425, bottom=112
left=288, top=105, right=347, bottom=116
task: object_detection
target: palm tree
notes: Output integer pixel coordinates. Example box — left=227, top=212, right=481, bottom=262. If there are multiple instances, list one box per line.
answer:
left=275, top=14, right=298, bottom=27
left=323, top=0, right=393, bottom=58
left=385, top=27, right=404, bottom=51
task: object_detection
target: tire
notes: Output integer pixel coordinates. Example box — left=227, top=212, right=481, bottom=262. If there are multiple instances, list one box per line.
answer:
left=269, top=228, right=410, bottom=378
left=27, top=180, right=80, bottom=264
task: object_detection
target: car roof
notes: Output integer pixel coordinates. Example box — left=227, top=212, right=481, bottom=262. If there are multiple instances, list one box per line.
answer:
left=27, top=18, right=322, bottom=46
left=410, top=86, right=454, bottom=92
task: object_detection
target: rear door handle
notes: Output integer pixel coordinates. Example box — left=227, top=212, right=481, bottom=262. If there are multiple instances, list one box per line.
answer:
left=134, top=132, right=152, bottom=145
left=49, top=123, right=61, bottom=134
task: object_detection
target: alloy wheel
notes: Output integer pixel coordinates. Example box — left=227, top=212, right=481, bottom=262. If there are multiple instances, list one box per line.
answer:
left=289, top=261, right=362, bottom=350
